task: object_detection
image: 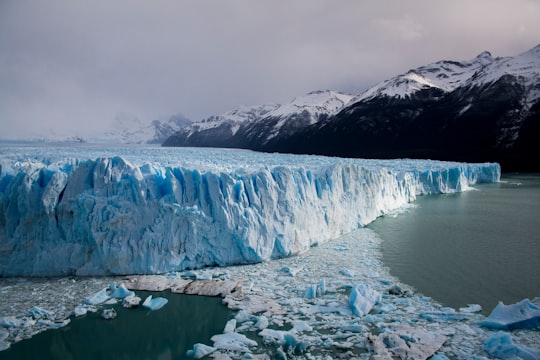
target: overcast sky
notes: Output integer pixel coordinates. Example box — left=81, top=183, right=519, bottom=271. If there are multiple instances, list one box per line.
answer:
left=1, top=0, right=539, bottom=139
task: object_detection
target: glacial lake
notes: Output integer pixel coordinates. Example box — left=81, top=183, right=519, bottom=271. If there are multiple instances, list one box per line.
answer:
left=371, top=173, right=540, bottom=314
left=0, top=291, right=232, bottom=360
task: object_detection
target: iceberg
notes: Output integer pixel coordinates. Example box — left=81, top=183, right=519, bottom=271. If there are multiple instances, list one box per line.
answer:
left=142, top=295, right=168, bottom=310
left=101, top=308, right=117, bottom=320
left=479, top=298, right=540, bottom=330
left=0, top=145, right=500, bottom=276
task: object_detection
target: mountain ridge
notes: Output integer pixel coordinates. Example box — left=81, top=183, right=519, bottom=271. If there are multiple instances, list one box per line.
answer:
left=163, top=45, right=540, bottom=171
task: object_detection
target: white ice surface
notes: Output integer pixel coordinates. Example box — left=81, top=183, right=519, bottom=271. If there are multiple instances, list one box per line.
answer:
left=0, top=144, right=500, bottom=276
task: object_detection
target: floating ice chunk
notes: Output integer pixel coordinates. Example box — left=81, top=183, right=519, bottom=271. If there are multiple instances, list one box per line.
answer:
left=259, top=328, right=287, bottom=341
left=317, top=279, right=326, bottom=296
left=142, top=295, right=168, bottom=311
left=73, top=304, right=97, bottom=317
left=369, top=324, right=446, bottom=360
left=186, top=343, right=216, bottom=359
left=282, top=334, right=309, bottom=355
left=304, top=284, right=318, bottom=299
left=36, top=318, right=70, bottom=329
left=349, top=283, right=381, bottom=317
left=0, top=316, right=24, bottom=328
left=28, top=306, right=52, bottom=319
left=459, top=304, right=482, bottom=313
left=101, top=308, right=117, bottom=320
left=291, top=320, right=313, bottom=333
left=211, top=332, right=257, bottom=352
left=339, top=269, right=354, bottom=277
left=373, top=303, right=396, bottom=314
left=254, top=315, right=269, bottom=330
left=479, top=298, right=540, bottom=330
left=304, top=279, right=326, bottom=299
left=420, top=308, right=469, bottom=322
left=483, top=331, right=540, bottom=360
left=84, top=288, right=110, bottom=305
left=280, top=266, right=301, bottom=277
left=234, top=310, right=253, bottom=323
left=122, top=294, right=142, bottom=308
left=110, top=283, right=134, bottom=299
left=223, top=319, right=236, bottom=333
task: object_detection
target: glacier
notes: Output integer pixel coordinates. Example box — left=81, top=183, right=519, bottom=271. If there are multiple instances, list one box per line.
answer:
left=0, top=144, right=500, bottom=276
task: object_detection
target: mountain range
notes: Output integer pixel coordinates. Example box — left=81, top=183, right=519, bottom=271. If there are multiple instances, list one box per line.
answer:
left=163, top=44, right=540, bottom=171
left=101, top=113, right=192, bottom=144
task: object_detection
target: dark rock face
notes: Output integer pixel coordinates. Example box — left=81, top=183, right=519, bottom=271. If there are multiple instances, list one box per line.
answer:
left=271, top=77, right=539, bottom=172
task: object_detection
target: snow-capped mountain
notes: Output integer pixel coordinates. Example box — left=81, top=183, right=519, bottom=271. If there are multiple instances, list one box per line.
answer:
left=165, top=44, right=540, bottom=171
left=162, top=90, right=354, bottom=148
left=104, top=113, right=192, bottom=144
left=238, top=90, right=354, bottom=145
left=354, top=44, right=540, bottom=104
left=163, top=104, right=279, bottom=147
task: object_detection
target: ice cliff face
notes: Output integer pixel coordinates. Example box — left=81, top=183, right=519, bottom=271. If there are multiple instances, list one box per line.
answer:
left=0, top=146, right=500, bottom=276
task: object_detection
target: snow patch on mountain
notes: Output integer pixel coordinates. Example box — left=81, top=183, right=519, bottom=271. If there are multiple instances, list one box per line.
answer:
left=187, top=104, right=279, bottom=136
left=355, top=45, right=540, bottom=103
left=264, top=90, right=354, bottom=140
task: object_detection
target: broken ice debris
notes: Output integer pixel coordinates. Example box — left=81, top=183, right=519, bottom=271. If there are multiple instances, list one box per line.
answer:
left=101, top=308, right=117, bottom=320
left=84, top=288, right=110, bottom=305
left=74, top=304, right=98, bottom=317
left=304, top=281, right=324, bottom=299
left=368, top=324, right=446, bottom=360
left=211, top=332, right=257, bottom=352
left=122, top=294, right=142, bottom=308
left=28, top=306, right=52, bottom=320
left=483, top=331, right=540, bottom=359
left=479, top=298, right=540, bottom=330
left=84, top=282, right=137, bottom=305
left=142, top=295, right=168, bottom=310
left=110, top=283, right=134, bottom=299
left=186, top=343, right=216, bottom=359
left=349, top=283, right=381, bottom=317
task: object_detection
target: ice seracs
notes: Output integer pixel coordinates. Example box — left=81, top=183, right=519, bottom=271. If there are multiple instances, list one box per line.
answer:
left=0, top=145, right=500, bottom=276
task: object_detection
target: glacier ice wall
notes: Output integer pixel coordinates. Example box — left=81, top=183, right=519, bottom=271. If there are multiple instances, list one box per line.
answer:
left=0, top=146, right=500, bottom=276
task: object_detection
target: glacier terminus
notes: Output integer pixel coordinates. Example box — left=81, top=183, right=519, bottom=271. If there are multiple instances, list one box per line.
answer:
left=0, top=144, right=500, bottom=276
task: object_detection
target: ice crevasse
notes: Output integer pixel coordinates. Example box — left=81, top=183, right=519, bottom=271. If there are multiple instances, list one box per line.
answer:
left=0, top=147, right=500, bottom=276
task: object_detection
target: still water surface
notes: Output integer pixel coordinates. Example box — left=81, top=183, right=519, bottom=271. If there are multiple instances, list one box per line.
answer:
left=0, top=291, right=232, bottom=360
left=370, top=174, right=540, bottom=314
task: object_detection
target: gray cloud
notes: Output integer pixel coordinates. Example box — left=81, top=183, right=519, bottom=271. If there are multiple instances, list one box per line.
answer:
left=1, top=0, right=539, bottom=139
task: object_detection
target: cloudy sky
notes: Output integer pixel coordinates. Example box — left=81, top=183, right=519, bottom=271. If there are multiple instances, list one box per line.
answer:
left=1, top=0, right=539, bottom=139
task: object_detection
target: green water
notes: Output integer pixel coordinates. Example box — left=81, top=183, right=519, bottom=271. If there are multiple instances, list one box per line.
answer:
left=0, top=291, right=232, bottom=360
left=370, top=174, right=540, bottom=314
